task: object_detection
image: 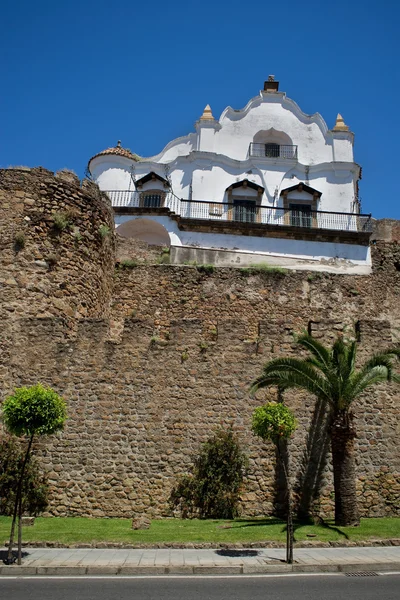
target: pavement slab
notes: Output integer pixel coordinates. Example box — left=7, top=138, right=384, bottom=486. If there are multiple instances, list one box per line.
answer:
left=0, top=545, right=400, bottom=576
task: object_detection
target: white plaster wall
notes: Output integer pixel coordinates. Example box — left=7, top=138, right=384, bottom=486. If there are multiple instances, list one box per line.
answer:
left=151, top=134, right=196, bottom=163
left=90, top=89, right=359, bottom=217
left=91, top=161, right=133, bottom=190
left=114, top=214, right=370, bottom=266
left=214, top=97, right=334, bottom=164
left=92, top=154, right=357, bottom=213
left=332, top=136, right=354, bottom=162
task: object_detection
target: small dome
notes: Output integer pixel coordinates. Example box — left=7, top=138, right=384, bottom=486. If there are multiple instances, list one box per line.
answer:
left=88, top=140, right=140, bottom=164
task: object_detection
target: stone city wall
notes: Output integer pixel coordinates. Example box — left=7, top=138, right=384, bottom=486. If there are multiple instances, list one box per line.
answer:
left=0, top=167, right=115, bottom=322
left=0, top=168, right=399, bottom=520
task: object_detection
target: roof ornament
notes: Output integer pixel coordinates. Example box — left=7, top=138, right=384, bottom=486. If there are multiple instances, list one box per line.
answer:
left=263, top=76, right=279, bottom=92
left=200, top=104, right=215, bottom=121
left=117, top=140, right=122, bottom=147
left=332, top=114, right=350, bottom=132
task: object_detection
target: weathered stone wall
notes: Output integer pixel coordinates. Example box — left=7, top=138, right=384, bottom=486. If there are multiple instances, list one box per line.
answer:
left=0, top=167, right=115, bottom=322
left=0, top=168, right=399, bottom=520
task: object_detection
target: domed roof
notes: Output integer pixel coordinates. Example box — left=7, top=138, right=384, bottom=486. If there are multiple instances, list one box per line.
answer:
left=88, top=141, right=140, bottom=163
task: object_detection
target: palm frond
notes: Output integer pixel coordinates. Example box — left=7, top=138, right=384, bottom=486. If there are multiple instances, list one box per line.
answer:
left=250, top=358, right=332, bottom=403
left=250, top=335, right=400, bottom=412
left=358, top=353, right=397, bottom=382
left=297, top=334, right=332, bottom=372
left=347, top=365, right=392, bottom=404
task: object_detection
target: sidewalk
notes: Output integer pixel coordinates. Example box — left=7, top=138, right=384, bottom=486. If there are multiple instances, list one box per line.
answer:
left=1, top=546, right=400, bottom=575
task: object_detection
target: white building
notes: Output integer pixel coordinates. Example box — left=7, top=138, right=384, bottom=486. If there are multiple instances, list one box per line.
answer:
left=88, top=77, right=372, bottom=273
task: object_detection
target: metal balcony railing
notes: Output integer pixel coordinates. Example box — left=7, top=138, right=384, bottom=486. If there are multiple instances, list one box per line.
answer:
left=249, top=143, right=298, bottom=159
left=105, top=191, right=372, bottom=233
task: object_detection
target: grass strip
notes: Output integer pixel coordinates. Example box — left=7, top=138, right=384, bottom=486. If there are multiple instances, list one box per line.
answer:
left=1, top=516, right=400, bottom=545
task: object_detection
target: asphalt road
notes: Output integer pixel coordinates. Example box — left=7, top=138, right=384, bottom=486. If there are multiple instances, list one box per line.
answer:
left=1, top=574, right=400, bottom=600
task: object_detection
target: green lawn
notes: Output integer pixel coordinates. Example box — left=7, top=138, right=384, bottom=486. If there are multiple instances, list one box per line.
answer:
left=1, top=516, right=400, bottom=545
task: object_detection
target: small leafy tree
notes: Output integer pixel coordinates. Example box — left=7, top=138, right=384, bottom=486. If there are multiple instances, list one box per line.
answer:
left=169, top=427, right=248, bottom=519
left=1, top=384, right=67, bottom=565
left=251, top=402, right=297, bottom=564
left=0, top=435, right=48, bottom=516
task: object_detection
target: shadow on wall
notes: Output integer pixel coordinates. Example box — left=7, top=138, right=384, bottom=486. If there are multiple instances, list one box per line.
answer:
left=116, top=218, right=171, bottom=246
left=295, top=398, right=331, bottom=519
left=273, top=398, right=331, bottom=520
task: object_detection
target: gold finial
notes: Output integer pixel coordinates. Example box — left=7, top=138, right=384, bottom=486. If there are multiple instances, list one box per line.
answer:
left=332, top=114, right=350, bottom=132
left=200, top=104, right=215, bottom=121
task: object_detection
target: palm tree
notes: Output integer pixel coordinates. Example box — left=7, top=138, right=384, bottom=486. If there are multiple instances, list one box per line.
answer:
left=250, top=334, right=400, bottom=526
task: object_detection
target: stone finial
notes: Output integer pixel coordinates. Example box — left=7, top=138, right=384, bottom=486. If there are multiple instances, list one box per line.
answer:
left=268, top=75, right=275, bottom=82
left=200, top=104, right=215, bottom=121
left=117, top=140, right=122, bottom=147
left=332, top=114, right=350, bottom=132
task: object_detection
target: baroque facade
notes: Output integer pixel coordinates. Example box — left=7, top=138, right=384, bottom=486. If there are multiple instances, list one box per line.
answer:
left=89, top=77, right=371, bottom=273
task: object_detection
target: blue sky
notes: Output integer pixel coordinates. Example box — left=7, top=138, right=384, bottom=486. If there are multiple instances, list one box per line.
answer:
left=1, top=0, right=399, bottom=219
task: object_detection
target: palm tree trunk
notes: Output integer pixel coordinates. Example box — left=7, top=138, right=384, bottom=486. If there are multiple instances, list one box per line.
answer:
left=331, top=410, right=359, bottom=526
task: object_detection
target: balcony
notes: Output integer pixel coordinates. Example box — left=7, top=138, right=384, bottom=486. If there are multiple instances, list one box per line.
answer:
left=106, top=191, right=372, bottom=234
left=249, top=143, right=298, bottom=160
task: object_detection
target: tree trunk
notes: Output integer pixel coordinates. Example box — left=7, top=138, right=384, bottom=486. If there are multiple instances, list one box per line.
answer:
left=331, top=410, right=359, bottom=526
left=277, top=439, right=294, bottom=564
left=6, top=434, right=34, bottom=564
left=17, top=492, right=23, bottom=565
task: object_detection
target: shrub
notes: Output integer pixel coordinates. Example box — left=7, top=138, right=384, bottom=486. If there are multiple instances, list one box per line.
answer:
left=119, top=259, right=138, bottom=268
left=157, top=254, right=170, bottom=264
left=14, top=232, right=25, bottom=250
left=117, top=258, right=138, bottom=269
left=72, top=228, right=82, bottom=242
left=0, top=436, right=48, bottom=516
left=53, top=213, right=71, bottom=232
left=99, top=224, right=111, bottom=239
left=240, top=263, right=287, bottom=276
left=169, top=427, right=248, bottom=519
left=197, top=264, right=215, bottom=274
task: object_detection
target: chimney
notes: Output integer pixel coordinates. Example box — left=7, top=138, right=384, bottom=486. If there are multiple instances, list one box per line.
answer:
left=263, top=75, right=279, bottom=92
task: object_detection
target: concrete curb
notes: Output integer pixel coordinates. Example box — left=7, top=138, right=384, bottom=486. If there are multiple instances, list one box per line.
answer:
left=1, top=563, right=400, bottom=576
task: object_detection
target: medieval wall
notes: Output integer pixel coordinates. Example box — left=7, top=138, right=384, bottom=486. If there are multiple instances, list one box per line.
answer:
left=0, top=167, right=115, bottom=322
left=0, top=168, right=399, bottom=520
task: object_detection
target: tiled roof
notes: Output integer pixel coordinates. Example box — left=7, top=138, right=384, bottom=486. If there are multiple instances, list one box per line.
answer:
left=88, top=141, right=140, bottom=163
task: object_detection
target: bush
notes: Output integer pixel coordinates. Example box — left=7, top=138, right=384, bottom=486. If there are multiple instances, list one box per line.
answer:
left=0, top=436, right=48, bottom=516
left=98, top=224, right=111, bottom=238
left=53, top=213, right=71, bottom=232
left=169, top=427, right=248, bottom=519
left=14, top=232, right=26, bottom=250
left=197, top=264, right=214, bottom=274
left=119, top=259, right=138, bottom=269
left=240, top=263, right=287, bottom=276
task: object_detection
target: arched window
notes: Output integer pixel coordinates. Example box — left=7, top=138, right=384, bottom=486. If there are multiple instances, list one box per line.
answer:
left=225, top=180, right=264, bottom=223
left=251, top=129, right=297, bottom=159
left=135, top=172, right=170, bottom=208
left=280, top=183, right=322, bottom=228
